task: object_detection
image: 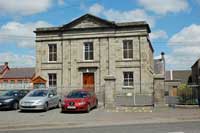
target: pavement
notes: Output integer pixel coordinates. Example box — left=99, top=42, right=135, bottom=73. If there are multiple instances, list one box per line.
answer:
left=1, top=121, right=200, bottom=133
left=0, top=106, right=200, bottom=131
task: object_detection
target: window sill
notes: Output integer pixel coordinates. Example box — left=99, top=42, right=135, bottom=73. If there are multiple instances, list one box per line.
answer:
left=116, top=59, right=140, bottom=62
left=122, top=86, right=134, bottom=89
left=77, top=60, right=100, bottom=63
left=42, top=61, right=62, bottom=64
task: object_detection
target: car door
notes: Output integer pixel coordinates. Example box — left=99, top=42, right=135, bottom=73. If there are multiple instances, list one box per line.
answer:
left=52, top=90, right=59, bottom=107
left=87, top=92, right=93, bottom=107
left=47, top=90, right=54, bottom=108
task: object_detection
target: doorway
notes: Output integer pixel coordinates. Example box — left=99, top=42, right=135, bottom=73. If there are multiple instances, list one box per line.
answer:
left=83, top=73, right=94, bottom=90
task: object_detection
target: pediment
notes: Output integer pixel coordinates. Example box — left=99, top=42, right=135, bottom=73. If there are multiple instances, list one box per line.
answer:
left=61, top=14, right=116, bottom=30
left=32, top=76, right=47, bottom=83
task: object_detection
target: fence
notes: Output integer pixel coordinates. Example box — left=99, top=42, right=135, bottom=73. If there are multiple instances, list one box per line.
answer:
left=165, top=84, right=200, bottom=105
left=0, top=83, right=32, bottom=90
left=114, top=90, right=153, bottom=106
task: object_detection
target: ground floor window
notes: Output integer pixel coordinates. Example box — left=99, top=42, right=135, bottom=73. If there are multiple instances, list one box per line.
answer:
left=123, top=72, right=134, bottom=87
left=48, top=73, right=57, bottom=88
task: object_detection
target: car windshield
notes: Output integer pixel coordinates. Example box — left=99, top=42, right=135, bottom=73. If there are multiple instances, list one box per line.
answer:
left=66, top=91, right=88, bottom=98
left=28, top=90, right=48, bottom=97
left=1, top=90, right=19, bottom=96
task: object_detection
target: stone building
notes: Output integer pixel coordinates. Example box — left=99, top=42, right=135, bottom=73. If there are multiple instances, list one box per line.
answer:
left=34, top=14, right=154, bottom=95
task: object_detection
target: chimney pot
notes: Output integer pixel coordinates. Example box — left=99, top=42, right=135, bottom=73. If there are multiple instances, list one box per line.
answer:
left=4, top=62, right=8, bottom=66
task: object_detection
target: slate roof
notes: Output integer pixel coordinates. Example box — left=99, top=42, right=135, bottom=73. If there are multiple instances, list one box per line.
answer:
left=1, top=67, right=35, bottom=79
left=165, top=70, right=191, bottom=84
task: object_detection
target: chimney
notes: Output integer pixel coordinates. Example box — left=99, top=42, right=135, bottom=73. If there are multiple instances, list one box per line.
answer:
left=4, top=62, right=8, bottom=66
left=161, top=52, right=165, bottom=61
left=161, top=52, right=165, bottom=75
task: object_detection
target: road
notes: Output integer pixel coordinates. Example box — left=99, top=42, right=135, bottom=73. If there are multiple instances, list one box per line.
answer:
left=0, top=121, right=200, bottom=133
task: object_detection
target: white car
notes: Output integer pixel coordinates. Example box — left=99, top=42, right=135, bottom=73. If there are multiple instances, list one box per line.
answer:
left=20, top=89, right=60, bottom=111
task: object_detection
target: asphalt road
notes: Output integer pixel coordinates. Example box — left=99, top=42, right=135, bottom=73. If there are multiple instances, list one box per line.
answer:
left=1, top=121, right=200, bottom=133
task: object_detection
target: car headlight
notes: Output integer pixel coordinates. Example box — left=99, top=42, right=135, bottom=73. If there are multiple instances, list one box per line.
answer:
left=20, top=101, right=24, bottom=105
left=77, top=101, right=86, bottom=106
left=34, top=100, right=43, bottom=105
left=4, top=99, right=14, bottom=103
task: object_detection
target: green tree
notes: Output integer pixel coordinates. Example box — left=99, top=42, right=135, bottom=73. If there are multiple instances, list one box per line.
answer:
left=177, top=84, right=196, bottom=105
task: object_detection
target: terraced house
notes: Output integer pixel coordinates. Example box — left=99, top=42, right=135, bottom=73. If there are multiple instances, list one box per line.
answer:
left=34, top=14, right=154, bottom=96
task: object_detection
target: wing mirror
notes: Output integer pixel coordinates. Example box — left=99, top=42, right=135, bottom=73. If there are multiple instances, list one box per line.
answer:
left=48, top=94, right=53, bottom=98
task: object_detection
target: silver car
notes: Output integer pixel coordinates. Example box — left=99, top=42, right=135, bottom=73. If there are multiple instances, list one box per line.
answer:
left=19, top=89, right=60, bottom=111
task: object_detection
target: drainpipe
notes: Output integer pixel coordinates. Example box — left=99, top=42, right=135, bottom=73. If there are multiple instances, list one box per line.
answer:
left=60, top=31, right=64, bottom=94
left=139, top=36, right=142, bottom=94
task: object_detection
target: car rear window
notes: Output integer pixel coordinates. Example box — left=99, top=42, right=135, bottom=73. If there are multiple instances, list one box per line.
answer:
left=66, top=91, right=88, bottom=98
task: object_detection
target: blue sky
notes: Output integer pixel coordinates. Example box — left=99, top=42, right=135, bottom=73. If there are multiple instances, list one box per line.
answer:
left=0, top=0, right=200, bottom=70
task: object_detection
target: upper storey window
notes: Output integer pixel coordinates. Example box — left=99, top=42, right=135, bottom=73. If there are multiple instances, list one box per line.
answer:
left=49, top=44, right=57, bottom=61
left=84, top=42, right=93, bottom=60
left=123, top=40, right=133, bottom=59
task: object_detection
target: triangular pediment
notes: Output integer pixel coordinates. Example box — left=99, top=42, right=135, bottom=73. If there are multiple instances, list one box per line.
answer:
left=32, top=76, right=47, bottom=84
left=61, top=14, right=116, bottom=29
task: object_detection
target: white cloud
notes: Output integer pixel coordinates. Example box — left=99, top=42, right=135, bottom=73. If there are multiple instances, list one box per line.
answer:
left=89, top=3, right=104, bottom=15
left=0, top=52, right=35, bottom=67
left=88, top=3, right=155, bottom=27
left=166, top=24, right=200, bottom=69
left=0, top=0, right=52, bottom=16
left=150, top=30, right=168, bottom=40
left=104, top=9, right=155, bottom=27
left=138, top=0, right=189, bottom=15
left=0, top=21, right=53, bottom=48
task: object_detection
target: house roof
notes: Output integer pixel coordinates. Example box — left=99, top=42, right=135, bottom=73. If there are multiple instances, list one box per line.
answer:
left=165, top=70, right=191, bottom=84
left=191, top=58, right=200, bottom=68
left=61, top=13, right=116, bottom=29
left=1, top=67, right=35, bottom=79
left=35, top=13, right=151, bottom=33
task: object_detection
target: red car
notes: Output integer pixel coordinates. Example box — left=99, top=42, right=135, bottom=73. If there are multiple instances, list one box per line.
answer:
left=61, top=89, right=98, bottom=113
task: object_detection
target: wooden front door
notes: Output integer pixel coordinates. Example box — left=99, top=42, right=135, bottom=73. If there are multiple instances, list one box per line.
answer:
left=83, top=73, right=94, bottom=90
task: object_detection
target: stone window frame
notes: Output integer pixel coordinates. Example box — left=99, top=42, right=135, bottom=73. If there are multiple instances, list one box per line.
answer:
left=48, top=73, right=57, bottom=88
left=123, top=72, right=134, bottom=87
left=123, top=40, right=133, bottom=59
left=48, top=44, right=57, bottom=62
left=83, top=42, right=94, bottom=61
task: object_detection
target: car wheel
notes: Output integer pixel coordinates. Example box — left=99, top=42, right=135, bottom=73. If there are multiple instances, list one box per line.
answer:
left=44, top=103, right=48, bottom=112
left=86, top=104, right=90, bottom=113
left=13, top=102, right=19, bottom=110
left=56, top=100, right=61, bottom=108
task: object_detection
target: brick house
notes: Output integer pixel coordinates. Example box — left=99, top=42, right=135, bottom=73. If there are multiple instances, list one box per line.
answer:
left=0, top=67, right=35, bottom=89
left=34, top=14, right=154, bottom=95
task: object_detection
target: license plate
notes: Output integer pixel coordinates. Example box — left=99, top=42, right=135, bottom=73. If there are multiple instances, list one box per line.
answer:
left=24, top=103, right=30, bottom=106
left=67, top=106, right=76, bottom=109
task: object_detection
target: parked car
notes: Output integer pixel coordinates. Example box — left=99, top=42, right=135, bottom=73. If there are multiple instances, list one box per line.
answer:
left=19, top=89, right=60, bottom=111
left=0, top=89, right=30, bottom=110
left=61, top=89, right=98, bottom=113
